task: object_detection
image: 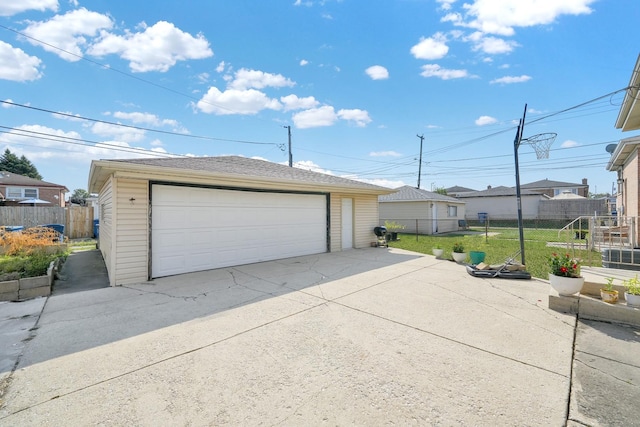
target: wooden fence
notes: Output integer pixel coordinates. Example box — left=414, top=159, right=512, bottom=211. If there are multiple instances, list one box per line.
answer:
left=0, top=206, right=95, bottom=239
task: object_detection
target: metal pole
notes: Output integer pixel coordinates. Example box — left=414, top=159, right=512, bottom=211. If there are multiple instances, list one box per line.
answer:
left=286, top=126, right=292, bottom=167
left=514, top=104, right=527, bottom=266
left=417, top=134, right=424, bottom=188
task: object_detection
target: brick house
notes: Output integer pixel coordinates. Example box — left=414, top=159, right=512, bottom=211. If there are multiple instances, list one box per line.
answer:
left=0, top=171, right=68, bottom=207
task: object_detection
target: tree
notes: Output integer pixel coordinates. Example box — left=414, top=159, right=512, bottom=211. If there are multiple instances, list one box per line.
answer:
left=434, top=187, right=448, bottom=195
left=70, top=189, right=90, bottom=206
left=0, top=149, right=43, bottom=180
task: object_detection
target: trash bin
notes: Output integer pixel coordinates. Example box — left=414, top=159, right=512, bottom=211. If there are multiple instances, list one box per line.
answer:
left=39, top=224, right=65, bottom=242
left=93, top=219, right=100, bottom=238
left=478, top=212, right=488, bottom=224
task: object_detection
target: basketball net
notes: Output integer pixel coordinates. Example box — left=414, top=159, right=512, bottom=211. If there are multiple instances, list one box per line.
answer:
left=521, top=133, right=557, bottom=159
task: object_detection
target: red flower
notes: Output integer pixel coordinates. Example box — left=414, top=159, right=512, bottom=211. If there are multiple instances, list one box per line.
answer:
left=560, top=266, right=568, bottom=273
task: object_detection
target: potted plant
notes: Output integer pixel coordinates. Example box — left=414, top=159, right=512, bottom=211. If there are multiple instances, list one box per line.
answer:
left=623, top=275, right=640, bottom=307
left=469, top=247, right=486, bottom=265
left=548, top=252, right=584, bottom=296
left=384, top=221, right=405, bottom=241
left=432, top=244, right=444, bottom=259
left=451, top=242, right=466, bottom=263
left=601, top=277, right=619, bottom=304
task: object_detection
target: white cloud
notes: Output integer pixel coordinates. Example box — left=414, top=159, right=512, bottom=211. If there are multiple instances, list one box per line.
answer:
left=280, top=94, right=319, bottom=112
left=91, top=121, right=146, bottom=142
left=468, top=33, right=518, bottom=54
left=337, top=109, right=372, bottom=127
left=293, top=160, right=335, bottom=175
left=475, top=115, right=498, bottom=126
left=490, top=75, right=531, bottom=84
left=410, top=32, right=449, bottom=60
left=292, top=106, right=337, bottom=129
left=420, top=64, right=470, bottom=79
left=356, top=178, right=404, bottom=189
left=370, top=151, right=402, bottom=157
left=23, top=8, right=113, bottom=62
left=2, top=99, right=14, bottom=108
left=0, top=42, right=43, bottom=81
left=110, top=111, right=188, bottom=133
left=299, top=59, right=309, bottom=66
left=215, top=61, right=226, bottom=73
left=561, top=139, right=579, bottom=148
left=196, top=87, right=282, bottom=115
left=0, top=124, right=155, bottom=164
left=228, top=68, right=295, bottom=90
left=436, top=0, right=458, bottom=11
left=0, top=0, right=58, bottom=17
left=452, top=0, right=595, bottom=36
left=365, top=65, right=389, bottom=80
left=88, top=20, right=213, bottom=72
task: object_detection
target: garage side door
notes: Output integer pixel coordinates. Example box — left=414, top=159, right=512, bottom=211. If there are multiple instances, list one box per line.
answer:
left=151, top=185, right=327, bottom=278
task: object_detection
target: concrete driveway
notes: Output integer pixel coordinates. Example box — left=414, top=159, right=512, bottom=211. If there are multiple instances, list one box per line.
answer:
left=0, top=248, right=592, bottom=425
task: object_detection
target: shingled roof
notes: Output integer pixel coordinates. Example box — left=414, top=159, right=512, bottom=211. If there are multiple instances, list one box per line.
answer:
left=520, top=179, right=586, bottom=189
left=0, top=171, right=68, bottom=190
left=89, top=156, right=394, bottom=194
left=379, top=185, right=464, bottom=203
left=455, top=185, right=543, bottom=198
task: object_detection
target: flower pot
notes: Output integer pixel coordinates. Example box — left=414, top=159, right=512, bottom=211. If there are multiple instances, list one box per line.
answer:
left=600, top=289, right=619, bottom=304
left=432, top=248, right=444, bottom=259
left=624, top=292, right=640, bottom=307
left=452, top=252, right=467, bottom=263
left=549, top=274, right=584, bottom=296
left=469, top=251, right=486, bottom=265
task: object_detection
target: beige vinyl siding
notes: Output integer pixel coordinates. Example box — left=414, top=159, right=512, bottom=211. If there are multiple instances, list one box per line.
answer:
left=353, top=194, right=379, bottom=248
left=379, top=201, right=466, bottom=234
left=113, top=178, right=149, bottom=286
left=329, top=194, right=341, bottom=252
left=329, top=193, right=379, bottom=251
left=98, top=176, right=114, bottom=285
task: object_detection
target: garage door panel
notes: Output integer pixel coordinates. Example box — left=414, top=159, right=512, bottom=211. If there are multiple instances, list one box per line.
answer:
left=152, top=185, right=327, bottom=278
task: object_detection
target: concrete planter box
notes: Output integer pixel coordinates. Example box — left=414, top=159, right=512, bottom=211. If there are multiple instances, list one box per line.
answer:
left=0, top=259, right=61, bottom=302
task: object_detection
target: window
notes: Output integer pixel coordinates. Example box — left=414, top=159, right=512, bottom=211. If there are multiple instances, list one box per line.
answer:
left=6, top=187, right=38, bottom=199
left=447, top=205, right=458, bottom=217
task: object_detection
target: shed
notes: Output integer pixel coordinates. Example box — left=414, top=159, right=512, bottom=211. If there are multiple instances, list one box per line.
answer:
left=378, top=185, right=466, bottom=234
left=88, top=156, right=393, bottom=286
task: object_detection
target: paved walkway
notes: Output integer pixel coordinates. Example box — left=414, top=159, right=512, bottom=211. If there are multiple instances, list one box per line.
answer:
left=0, top=248, right=638, bottom=425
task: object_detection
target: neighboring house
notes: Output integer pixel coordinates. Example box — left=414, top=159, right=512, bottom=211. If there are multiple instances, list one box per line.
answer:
left=0, top=171, right=68, bottom=207
left=378, top=185, right=466, bottom=234
left=455, top=186, right=546, bottom=221
left=88, top=156, right=394, bottom=287
left=607, top=54, right=640, bottom=223
left=444, top=185, right=476, bottom=197
left=520, top=178, right=589, bottom=198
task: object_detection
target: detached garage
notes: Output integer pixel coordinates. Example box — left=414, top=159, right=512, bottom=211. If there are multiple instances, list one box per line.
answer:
left=88, top=156, right=393, bottom=286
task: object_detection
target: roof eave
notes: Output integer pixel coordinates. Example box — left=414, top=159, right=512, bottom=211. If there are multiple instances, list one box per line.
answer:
left=88, top=160, right=395, bottom=195
left=615, top=54, right=640, bottom=131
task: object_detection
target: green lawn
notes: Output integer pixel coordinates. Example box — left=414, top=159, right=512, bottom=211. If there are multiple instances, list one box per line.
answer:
left=388, top=227, right=601, bottom=279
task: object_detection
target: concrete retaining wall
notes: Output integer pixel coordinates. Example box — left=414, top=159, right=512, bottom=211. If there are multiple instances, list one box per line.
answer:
left=0, top=260, right=58, bottom=301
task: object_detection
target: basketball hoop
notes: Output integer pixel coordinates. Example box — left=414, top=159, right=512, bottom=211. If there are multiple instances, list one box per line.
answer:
left=521, top=132, right=557, bottom=159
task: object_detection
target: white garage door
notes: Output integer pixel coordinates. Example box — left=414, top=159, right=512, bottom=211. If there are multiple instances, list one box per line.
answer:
left=151, top=185, right=328, bottom=278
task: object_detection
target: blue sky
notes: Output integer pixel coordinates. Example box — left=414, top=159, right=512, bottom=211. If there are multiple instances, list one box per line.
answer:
left=0, top=0, right=638, bottom=197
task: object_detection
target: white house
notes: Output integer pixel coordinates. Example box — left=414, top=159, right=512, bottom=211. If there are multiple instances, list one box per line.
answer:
left=378, top=185, right=466, bottom=234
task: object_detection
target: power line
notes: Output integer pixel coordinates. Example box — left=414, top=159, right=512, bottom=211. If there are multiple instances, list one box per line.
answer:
left=0, top=100, right=281, bottom=147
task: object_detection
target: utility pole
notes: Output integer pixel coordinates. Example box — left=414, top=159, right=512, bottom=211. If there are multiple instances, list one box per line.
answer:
left=416, top=134, right=424, bottom=189
left=284, top=125, right=292, bottom=167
